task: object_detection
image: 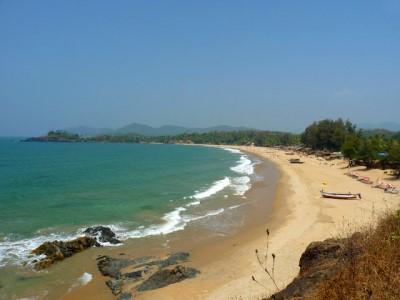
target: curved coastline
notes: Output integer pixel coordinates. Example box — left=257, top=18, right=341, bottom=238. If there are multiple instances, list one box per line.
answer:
left=59, top=145, right=281, bottom=300
left=127, top=145, right=399, bottom=300
left=9, top=144, right=396, bottom=300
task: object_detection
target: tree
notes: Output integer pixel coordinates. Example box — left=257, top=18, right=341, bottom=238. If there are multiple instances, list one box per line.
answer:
left=341, top=133, right=361, bottom=166
left=356, top=137, right=379, bottom=169
left=301, top=119, right=356, bottom=151
left=388, top=141, right=400, bottom=178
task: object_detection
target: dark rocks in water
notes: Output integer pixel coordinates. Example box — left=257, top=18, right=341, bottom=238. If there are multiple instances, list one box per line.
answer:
left=267, top=234, right=363, bottom=300
left=32, top=237, right=99, bottom=270
left=97, top=255, right=154, bottom=278
left=106, top=278, right=124, bottom=295
left=137, top=265, right=199, bottom=292
left=118, top=292, right=132, bottom=300
left=84, top=226, right=121, bottom=244
left=97, top=252, right=199, bottom=297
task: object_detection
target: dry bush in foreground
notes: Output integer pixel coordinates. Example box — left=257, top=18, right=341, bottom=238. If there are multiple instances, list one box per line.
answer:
left=314, top=210, right=400, bottom=300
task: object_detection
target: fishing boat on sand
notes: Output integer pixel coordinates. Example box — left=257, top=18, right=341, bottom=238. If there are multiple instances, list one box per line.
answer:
left=289, top=158, right=304, bottom=164
left=320, top=190, right=362, bottom=200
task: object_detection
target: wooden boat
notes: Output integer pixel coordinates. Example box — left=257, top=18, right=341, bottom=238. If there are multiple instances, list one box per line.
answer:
left=358, top=176, right=373, bottom=184
left=289, top=158, right=304, bottom=164
left=373, top=181, right=394, bottom=190
left=320, top=190, right=361, bottom=200
left=384, top=187, right=400, bottom=194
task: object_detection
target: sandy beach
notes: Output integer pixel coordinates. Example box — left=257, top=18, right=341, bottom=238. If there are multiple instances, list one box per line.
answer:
left=133, top=145, right=399, bottom=300
left=61, top=145, right=400, bottom=300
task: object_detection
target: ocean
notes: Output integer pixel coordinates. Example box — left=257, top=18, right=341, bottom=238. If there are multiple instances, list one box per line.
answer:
left=0, top=138, right=258, bottom=268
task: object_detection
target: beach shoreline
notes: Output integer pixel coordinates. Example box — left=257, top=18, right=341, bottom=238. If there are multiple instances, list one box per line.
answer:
left=59, top=145, right=281, bottom=300
left=9, top=144, right=399, bottom=300
left=131, top=145, right=399, bottom=300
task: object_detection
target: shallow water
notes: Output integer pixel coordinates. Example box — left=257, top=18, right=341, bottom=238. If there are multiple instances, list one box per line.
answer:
left=0, top=139, right=257, bottom=269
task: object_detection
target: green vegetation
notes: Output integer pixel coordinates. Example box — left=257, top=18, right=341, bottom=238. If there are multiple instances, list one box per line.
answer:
left=301, top=119, right=356, bottom=151
left=156, top=130, right=300, bottom=146
left=28, top=130, right=300, bottom=147
left=300, top=119, right=400, bottom=174
left=47, top=130, right=80, bottom=141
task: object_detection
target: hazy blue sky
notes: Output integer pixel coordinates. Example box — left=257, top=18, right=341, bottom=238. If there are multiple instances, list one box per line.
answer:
left=1, top=1, right=399, bottom=136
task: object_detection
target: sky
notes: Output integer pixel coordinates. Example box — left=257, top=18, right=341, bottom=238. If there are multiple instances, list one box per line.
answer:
left=1, top=1, right=399, bottom=136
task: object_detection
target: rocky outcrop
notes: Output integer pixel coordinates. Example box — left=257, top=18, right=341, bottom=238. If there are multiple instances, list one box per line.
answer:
left=137, top=265, right=199, bottom=291
left=31, top=226, right=121, bottom=270
left=84, top=226, right=121, bottom=244
left=32, top=237, right=99, bottom=270
left=97, top=252, right=199, bottom=297
left=268, top=233, right=362, bottom=300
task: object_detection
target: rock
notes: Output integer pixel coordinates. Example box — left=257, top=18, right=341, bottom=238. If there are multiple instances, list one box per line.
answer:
left=118, top=292, right=132, bottom=300
left=32, top=237, right=99, bottom=270
left=299, top=238, right=344, bottom=276
left=84, top=226, right=121, bottom=244
left=137, top=265, right=199, bottom=292
left=267, top=235, right=363, bottom=300
left=97, top=255, right=154, bottom=278
left=158, top=252, right=190, bottom=268
left=122, top=266, right=150, bottom=281
left=106, top=278, right=123, bottom=295
left=97, top=252, right=199, bottom=297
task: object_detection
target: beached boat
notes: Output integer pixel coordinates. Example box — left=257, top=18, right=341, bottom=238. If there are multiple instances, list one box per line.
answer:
left=357, top=176, right=373, bottom=184
left=372, top=181, right=394, bottom=190
left=320, top=190, right=361, bottom=200
left=289, top=158, right=304, bottom=164
left=384, top=187, right=400, bottom=194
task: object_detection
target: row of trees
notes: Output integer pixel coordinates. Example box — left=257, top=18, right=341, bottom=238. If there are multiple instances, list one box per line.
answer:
left=342, top=133, right=400, bottom=174
left=301, top=119, right=400, bottom=176
left=156, top=130, right=300, bottom=146
left=37, top=129, right=300, bottom=147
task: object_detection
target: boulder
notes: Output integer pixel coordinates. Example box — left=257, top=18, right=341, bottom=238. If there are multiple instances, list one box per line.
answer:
left=267, top=234, right=363, bottom=300
left=137, top=265, right=199, bottom=291
left=106, top=278, right=124, bottom=295
left=118, top=292, right=132, bottom=300
left=84, top=226, right=121, bottom=244
left=32, top=236, right=99, bottom=270
left=97, top=255, right=154, bottom=278
left=97, top=252, right=199, bottom=297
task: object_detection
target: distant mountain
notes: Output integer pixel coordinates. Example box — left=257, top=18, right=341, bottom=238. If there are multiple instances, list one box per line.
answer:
left=358, top=122, right=400, bottom=132
left=64, top=123, right=254, bottom=137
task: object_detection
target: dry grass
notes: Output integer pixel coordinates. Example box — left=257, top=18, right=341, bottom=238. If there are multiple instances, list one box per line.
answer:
left=314, top=210, right=400, bottom=300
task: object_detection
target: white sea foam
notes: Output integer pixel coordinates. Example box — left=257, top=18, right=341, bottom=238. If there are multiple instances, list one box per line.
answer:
left=222, top=147, right=242, bottom=154
left=184, top=208, right=225, bottom=222
left=78, top=272, right=93, bottom=285
left=192, top=177, right=231, bottom=200
left=231, top=176, right=251, bottom=196
left=68, top=272, right=93, bottom=292
left=231, top=155, right=254, bottom=175
left=0, top=232, right=81, bottom=268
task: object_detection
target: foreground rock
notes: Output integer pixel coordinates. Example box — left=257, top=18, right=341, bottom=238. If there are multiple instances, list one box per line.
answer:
left=32, top=237, right=99, bottom=270
left=267, top=233, right=362, bottom=299
left=84, top=226, right=122, bottom=244
left=137, top=265, right=199, bottom=291
left=31, top=226, right=121, bottom=270
left=97, top=251, right=199, bottom=297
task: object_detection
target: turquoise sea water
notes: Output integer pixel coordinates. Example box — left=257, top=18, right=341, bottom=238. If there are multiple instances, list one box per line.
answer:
left=0, top=138, right=256, bottom=267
